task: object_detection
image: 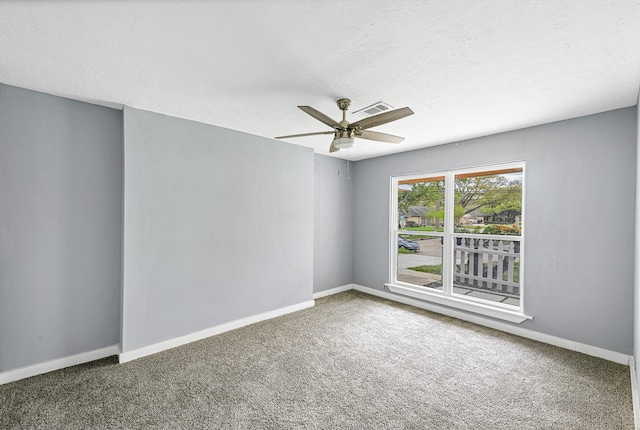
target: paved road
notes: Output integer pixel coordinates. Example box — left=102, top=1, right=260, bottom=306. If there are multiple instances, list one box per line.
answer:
left=397, top=237, right=442, bottom=269
left=396, top=237, right=442, bottom=287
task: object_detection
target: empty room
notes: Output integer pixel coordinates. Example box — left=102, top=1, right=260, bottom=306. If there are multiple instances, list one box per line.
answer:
left=1, top=1, right=640, bottom=429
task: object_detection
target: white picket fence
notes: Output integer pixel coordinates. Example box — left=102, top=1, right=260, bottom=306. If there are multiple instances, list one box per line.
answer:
left=453, top=236, right=520, bottom=298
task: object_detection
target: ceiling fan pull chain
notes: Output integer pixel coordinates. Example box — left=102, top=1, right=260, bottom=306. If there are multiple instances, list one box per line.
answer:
left=347, top=149, right=350, bottom=179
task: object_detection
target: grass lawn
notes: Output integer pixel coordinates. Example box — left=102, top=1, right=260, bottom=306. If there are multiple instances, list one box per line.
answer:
left=399, top=234, right=443, bottom=240
left=408, top=264, right=442, bottom=274
left=398, top=247, right=416, bottom=254
left=402, top=226, right=444, bottom=233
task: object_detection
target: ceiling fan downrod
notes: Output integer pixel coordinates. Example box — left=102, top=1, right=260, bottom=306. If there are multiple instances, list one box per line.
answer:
left=336, top=98, right=351, bottom=129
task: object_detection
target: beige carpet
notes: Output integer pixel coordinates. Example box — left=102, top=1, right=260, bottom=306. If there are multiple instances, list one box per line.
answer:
left=0, top=291, right=634, bottom=429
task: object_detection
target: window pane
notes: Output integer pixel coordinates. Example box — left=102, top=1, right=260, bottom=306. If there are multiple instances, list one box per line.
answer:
left=452, top=236, right=521, bottom=306
left=398, top=177, right=445, bottom=231
left=396, top=235, right=443, bottom=291
left=454, top=169, right=523, bottom=235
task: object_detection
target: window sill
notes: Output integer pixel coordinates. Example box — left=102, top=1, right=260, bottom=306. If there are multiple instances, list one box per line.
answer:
left=384, top=283, right=532, bottom=323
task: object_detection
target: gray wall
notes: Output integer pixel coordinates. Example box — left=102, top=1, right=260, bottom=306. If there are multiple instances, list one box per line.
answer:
left=313, top=155, right=354, bottom=292
left=353, top=107, right=636, bottom=355
left=635, top=90, right=639, bottom=384
left=0, top=81, right=635, bottom=374
left=121, top=107, right=314, bottom=352
left=0, top=84, right=123, bottom=372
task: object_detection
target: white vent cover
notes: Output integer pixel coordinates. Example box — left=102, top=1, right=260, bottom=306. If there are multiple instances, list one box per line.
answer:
left=352, top=101, right=394, bottom=117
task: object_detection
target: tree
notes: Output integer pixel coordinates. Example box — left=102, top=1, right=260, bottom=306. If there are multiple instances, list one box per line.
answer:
left=425, top=209, right=443, bottom=227
left=466, top=179, right=522, bottom=223
left=398, top=180, right=445, bottom=227
left=455, top=175, right=522, bottom=218
left=398, top=180, right=444, bottom=213
left=398, top=174, right=522, bottom=225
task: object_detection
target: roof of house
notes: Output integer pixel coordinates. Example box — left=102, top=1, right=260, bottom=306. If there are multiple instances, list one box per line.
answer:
left=401, top=206, right=432, bottom=217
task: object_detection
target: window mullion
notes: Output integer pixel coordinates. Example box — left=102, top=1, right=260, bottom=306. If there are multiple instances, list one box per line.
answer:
left=390, top=177, right=402, bottom=285
left=442, top=172, right=455, bottom=296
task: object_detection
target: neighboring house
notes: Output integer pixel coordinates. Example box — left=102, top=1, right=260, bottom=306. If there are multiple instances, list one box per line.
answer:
left=462, top=208, right=490, bottom=224
left=462, top=208, right=519, bottom=225
left=403, top=205, right=520, bottom=227
left=400, top=205, right=432, bottom=226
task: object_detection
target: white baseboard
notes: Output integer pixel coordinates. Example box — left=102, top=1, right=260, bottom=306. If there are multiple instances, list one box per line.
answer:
left=631, top=356, right=640, bottom=429
left=352, top=284, right=632, bottom=365
left=313, top=284, right=354, bottom=299
left=119, top=299, right=315, bottom=364
left=0, top=344, right=120, bottom=385
left=3, top=285, right=632, bottom=391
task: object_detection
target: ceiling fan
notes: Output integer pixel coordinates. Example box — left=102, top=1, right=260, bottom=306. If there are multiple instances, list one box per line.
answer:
left=275, top=98, right=414, bottom=153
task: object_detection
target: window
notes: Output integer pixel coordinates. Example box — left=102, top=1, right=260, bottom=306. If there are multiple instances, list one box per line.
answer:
left=389, top=163, right=530, bottom=323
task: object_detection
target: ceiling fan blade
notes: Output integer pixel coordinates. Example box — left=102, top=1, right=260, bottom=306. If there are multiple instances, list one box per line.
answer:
left=350, top=107, right=414, bottom=130
left=356, top=130, right=404, bottom=144
left=329, top=142, right=339, bottom=153
left=298, top=106, right=341, bottom=129
left=275, top=131, right=335, bottom=139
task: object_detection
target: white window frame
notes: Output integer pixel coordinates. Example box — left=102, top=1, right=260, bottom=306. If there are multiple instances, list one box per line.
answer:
left=386, top=162, right=532, bottom=323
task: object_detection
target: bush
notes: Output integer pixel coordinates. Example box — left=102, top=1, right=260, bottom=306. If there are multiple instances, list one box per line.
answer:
left=482, top=224, right=521, bottom=235
left=455, top=226, right=484, bottom=234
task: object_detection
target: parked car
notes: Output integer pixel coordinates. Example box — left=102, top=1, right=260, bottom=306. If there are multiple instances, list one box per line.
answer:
left=398, top=236, right=420, bottom=251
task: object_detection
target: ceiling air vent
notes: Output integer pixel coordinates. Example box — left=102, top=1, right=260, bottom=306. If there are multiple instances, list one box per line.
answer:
left=352, top=101, right=394, bottom=117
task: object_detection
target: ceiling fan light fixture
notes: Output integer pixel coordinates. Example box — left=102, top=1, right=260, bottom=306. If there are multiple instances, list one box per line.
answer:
left=332, top=136, right=355, bottom=148
left=332, top=129, right=355, bottom=148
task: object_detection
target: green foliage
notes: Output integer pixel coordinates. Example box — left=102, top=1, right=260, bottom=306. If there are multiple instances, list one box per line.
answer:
left=407, top=265, right=442, bottom=274
left=425, top=209, right=443, bottom=223
left=482, top=224, right=522, bottom=235
left=398, top=247, right=416, bottom=254
left=454, top=205, right=466, bottom=219
left=398, top=180, right=444, bottom=214
left=403, top=226, right=436, bottom=232
left=454, top=175, right=522, bottom=217
left=455, top=225, right=485, bottom=234
left=483, top=199, right=521, bottom=217
left=399, top=174, right=522, bottom=225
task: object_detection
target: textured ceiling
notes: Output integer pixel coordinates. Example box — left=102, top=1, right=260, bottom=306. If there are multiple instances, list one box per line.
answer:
left=1, top=1, right=639, bottom=160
